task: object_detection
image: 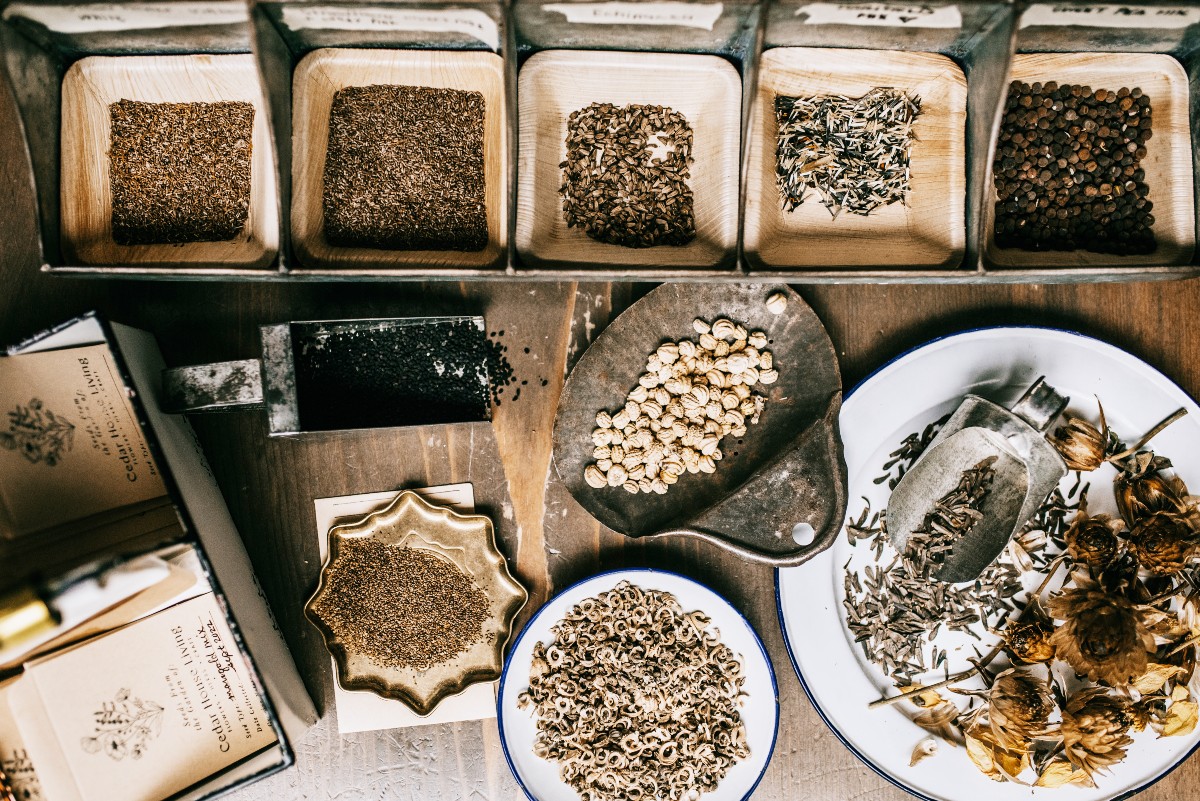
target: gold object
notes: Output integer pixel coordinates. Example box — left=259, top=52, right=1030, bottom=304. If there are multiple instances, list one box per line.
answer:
left=305, top=491, right=527, bottom=716
left=0, top=762, right=15, bottom=801
left=0, top=585, right=56, bottom=650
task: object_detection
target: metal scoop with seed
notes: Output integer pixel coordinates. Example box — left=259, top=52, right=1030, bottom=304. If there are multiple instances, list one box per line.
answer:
left=887, top=378, right=1069, bottom=583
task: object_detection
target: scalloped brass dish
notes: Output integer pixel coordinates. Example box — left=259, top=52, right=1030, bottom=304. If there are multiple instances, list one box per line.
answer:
left=304, top=490, right=527, bottom=716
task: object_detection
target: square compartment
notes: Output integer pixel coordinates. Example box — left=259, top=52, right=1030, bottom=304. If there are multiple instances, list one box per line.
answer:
left=745, top=47, right=967, bottom=269
left=984, top=52, right=1194, bottom=269
left=516, top=49, right=741, bottom=270
left=59, top=54, right=278, bottom=268
left=290, top=48, right=507, bottom=270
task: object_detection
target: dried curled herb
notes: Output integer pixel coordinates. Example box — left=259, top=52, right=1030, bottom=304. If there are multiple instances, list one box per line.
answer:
left=323, top=84, right=488, bottom=252
left=109, top=99, right=253, bottom=245
left=560, top=102, right=696, bottom=248
left=518, top=582, right=748, bottom=801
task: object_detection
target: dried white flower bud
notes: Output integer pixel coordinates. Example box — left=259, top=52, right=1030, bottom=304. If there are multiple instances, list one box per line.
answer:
left=759, top=369, right=778, bottom=385
left=607, top=464, right=628, bottom=486
left=766, top=291, right=788, bottom=314
left=693, top=318, right=711, bottom=335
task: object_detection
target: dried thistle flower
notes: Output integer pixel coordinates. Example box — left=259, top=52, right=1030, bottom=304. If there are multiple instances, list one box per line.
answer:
left=1114, top=453, right=1183, bottom=524
left=984, top=668, right=1055, bottom=752
left=1050, top=405, right=1109, bottom=471
left=1003, top=597, right=1056, bottom=665
left=1060, top=688, right=1134, bottom=782
left=1048, top=574, right=1155, bottom=685
left=1064, top=509, right=1125, bottom=570
left=1129, top=509, right=1200, bottom=575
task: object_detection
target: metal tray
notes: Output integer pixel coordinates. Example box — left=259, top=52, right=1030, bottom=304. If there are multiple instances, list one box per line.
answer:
left=551, top=282, right=846, bottom=565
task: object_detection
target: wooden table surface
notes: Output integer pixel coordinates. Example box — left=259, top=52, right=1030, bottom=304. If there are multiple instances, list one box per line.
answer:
left=4, top=83, right=1200, bottom=801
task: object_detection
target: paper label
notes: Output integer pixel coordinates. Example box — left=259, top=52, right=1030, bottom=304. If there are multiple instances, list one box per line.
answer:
left=0, top=343, right=166, bottom=537
left=544, top=2, right=724, bottom=30
left=281, top=5, right=500, bottom=50
left=313, top=484, right=496, bottom=734
left=798, top=2, right=962, bottom=27
left=2, top=2, right=247, bottom=33
left=21, top=594, right=277, bottom=801
left=1020, top=3, right=1200, bottom=29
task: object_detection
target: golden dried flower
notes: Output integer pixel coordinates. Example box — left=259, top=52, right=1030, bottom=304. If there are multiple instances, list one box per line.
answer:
left=1114, top=453, right=1186, bottom=525
left=1051, top=407, right=1108, bottom=472
left=1061, top=688, right=1133, bottom=780
left=985, top=668, right=1055, bottom=752
left=1003, top=597, right=1056, bottom=665
left=1129, top=510, right=1200, bottom=575
left=1064, top=510, right=1125, bottom=569
left=1048, top=575, right=1155, bottom=685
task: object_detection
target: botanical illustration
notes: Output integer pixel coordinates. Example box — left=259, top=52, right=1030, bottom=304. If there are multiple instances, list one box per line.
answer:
left=80, top=689, right=164, bottom=762
left=1, top=398, right=75, bottom=466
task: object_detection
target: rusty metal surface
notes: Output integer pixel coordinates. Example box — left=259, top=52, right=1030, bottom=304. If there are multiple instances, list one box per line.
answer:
left=551, top=282, right=846, bottom=565
left=161, top=358, right=265, bottom=413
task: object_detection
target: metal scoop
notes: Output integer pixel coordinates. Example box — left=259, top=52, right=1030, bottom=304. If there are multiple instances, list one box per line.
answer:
left=887, top=378, right=1069, bottom=583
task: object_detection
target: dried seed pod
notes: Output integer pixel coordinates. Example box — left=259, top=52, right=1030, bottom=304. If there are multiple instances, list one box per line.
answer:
left=1064, top=510, right=1124, bottom=569
left=641, top=400, right=663, bottom=419
left=651, top=479, right=668, bottom=494
left=638, top=373, right=659, bottom=389
left=766, top=291, right=788, bottom=314
left=711, top=318, right=737, bottom=339
left=654, top=386, right=672, bottom=406
left=623, top=480, right=639, bottom=494
left=657, top=343, right=679, bottom=364
left=1051, top=408, right=1109, bottom=472
left=698, top=333, right=719, bottom=351
left=742, top=367, right=760, bottom=386
left=584, top=465, right=607, bottom=488
left=609, top=444, right=625, bottom=463
left=678, top=339, right=697, bottom=359
left=628, top=463, right=646, bottom=481
left=592, top=428, right=613, bottom=446
left=698, top=455, right=717, bottom=474
left=748, top=331, right=768, bottom=349
left=593, top=445, right=611, bottom=460
left=760, top=351, right=773, bottom=370
left=628, top=385, right=649, bottom=403
left=607, top=464, right=628, bottom=487
left=759, top=369, right=779, bottom=385
left=727, top=354, right=749, bottom=374
left=713, top=339, right=730, bottom=358
left=734, top=384, right=752, bottom=400
left=693, top=318, right=711, bottom=334
left=596, top=458, right=613, bottom=472
left=1129, top=510, right=1200, bottom=575
left=595, top=410, right=612, bottom=429
left=624, top=400, right=641, bottom=420
left=691, top=385, right=710, bottom=405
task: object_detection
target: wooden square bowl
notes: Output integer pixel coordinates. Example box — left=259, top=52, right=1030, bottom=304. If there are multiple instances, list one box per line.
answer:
left=745, top=47, right=966, bottom=270
left=516, top=49, right=741, bottom=270
left=291, top=48, right=507, bottom=271
left=60, top=54, right=278, bottom=268
left=984, top=52, right=1194, bottom=269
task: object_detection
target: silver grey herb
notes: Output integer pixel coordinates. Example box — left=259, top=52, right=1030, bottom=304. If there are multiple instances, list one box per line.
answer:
left=775, top=88, right=921, bottom=219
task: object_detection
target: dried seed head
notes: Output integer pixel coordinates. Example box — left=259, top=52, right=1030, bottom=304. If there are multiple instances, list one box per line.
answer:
left=766, top=292, right=788, bottom=314
left=584, top=465, right=607, bottom=488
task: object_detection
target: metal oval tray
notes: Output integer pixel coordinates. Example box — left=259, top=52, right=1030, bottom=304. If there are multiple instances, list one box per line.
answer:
left=552, top=283, right=846, bottom=565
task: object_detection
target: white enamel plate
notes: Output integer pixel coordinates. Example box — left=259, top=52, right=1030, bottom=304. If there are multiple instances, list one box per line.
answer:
left=499, top=569, right=778, bottom=801
left=777, top=327, right=1200, bottom=801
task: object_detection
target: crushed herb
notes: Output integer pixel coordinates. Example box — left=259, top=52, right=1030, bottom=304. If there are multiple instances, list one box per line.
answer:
left=310, top=539, right=489, bottom=670
left=560, top=102, right=695, bottom=248
left=323, top=84, right=488, bottom=252
left=109, top=99, right=253, bottom=245
left=775, top=88, right=920, bottom=219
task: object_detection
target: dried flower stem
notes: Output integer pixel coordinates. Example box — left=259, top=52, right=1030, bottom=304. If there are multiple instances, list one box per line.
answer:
left=1164, top=631, right=1200, bottom=659
left=868, top=668, right=980, bottom=710
left=1108, top=408, right=1188, bottom=463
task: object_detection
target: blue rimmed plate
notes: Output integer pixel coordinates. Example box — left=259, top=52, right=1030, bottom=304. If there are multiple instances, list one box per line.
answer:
left=499, top=568, right=778, bottom=801
left=777, top=326, right=1200, bottom=801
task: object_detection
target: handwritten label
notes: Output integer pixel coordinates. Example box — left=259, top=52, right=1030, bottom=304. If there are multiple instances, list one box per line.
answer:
left=544, top=2, right=724, bottom=30
left=281, top=5, right=500, bottom=50
left=1020, top=4, right=1200, bottom=29
left=2, top=2, right=247, bottom=33
left=798, top=3, right=962, bottom=28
